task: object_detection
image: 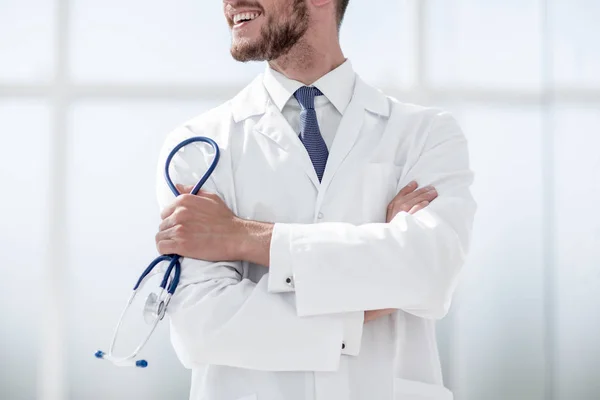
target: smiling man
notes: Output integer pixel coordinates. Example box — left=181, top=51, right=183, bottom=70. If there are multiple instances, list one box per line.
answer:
left=154, top=1, right=476, bottom=399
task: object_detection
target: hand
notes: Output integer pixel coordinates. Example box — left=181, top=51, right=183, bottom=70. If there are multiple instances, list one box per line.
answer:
left=386, top=181, right=438, bottom=222
left=364, top=308, right=396, bottom=323
left=365, top=182, right=437, bottom=323
left=155, top=184, right=244, bottom=261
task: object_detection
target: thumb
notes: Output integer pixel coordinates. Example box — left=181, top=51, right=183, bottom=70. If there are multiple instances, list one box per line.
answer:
left=176, top=183, right=194, bottom=195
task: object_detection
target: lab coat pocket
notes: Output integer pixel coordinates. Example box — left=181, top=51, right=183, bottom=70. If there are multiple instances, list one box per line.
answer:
left=394, top=378, right=453, bottom=400
left=361, top=163, right=402, bottom=223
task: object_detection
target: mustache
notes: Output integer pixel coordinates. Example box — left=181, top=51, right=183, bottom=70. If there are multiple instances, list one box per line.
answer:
left=226, top=1, right=264, bottom=13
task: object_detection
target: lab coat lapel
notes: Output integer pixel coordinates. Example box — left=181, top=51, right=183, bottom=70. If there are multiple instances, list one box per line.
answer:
left=233, top=73, right=390, bottom=194
left=316, top=76, right=391, bottom=208
left=232, top=76, right=320, bottom=189
left=253, top=101, right=321, bottom=189
left=318, top=94, right=365, bottom=196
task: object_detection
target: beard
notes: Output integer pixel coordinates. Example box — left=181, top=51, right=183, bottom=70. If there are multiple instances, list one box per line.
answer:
left=230, top=0, right=309, bottom=62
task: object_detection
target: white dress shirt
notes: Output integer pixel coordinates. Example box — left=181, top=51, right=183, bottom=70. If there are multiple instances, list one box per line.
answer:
left=263, top=59, right=356, bottom=151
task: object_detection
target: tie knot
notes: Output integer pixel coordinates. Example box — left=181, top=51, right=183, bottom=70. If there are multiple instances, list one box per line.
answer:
left=294, top=86, right=323, bottom=110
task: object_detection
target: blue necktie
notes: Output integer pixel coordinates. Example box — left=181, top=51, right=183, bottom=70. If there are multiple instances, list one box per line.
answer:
left=294, top=86, right=329, bottom=182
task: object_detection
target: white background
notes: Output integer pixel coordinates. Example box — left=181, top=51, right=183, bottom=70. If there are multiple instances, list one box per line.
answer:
left=0, top=0, right=599, bottom=399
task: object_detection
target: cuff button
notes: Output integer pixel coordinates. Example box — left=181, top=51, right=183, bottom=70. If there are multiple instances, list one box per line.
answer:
left=341, top=342, right=346, bottom=350
left=285, top=277, right=295, bottom=288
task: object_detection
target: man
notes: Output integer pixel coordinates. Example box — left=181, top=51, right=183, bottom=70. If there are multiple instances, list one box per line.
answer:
left=154, top=0, right=476, bottom=399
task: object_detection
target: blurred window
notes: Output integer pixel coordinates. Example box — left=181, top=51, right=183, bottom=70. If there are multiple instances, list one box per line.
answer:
left=1, top=1, right=599, bottom=399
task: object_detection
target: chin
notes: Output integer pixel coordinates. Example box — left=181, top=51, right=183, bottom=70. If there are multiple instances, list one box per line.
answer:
left=231, top=49, right=265, bottom=63
left=231, top=39, right=264, bottom=62
left=232, top=33, right=255, bottom=45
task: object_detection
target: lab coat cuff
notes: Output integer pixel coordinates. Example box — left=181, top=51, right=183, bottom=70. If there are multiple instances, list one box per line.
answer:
left=284, top=223, right=365, bottom=316
left=267, top=223, right=296, bottom=293
left=341, top=311, right=364, bottom=356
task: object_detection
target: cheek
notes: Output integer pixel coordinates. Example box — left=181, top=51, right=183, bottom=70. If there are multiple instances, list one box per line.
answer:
left=232, top=18, right=265, bottom=40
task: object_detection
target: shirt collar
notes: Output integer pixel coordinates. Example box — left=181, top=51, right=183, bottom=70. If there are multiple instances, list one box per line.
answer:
left=263, top=59, right=356, bottom=115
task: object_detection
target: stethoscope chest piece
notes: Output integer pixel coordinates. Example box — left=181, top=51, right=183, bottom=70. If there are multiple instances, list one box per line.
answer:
left=143, top=292, right=166, bottom=324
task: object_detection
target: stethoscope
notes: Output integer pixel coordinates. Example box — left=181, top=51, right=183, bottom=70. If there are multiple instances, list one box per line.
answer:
left=95, top=136, right=220, bottom=368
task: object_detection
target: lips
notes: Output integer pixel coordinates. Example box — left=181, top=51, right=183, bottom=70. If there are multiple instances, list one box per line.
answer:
left=233, top=11, right=261, bottom=25
left=227, top=6, right=263, bottom=29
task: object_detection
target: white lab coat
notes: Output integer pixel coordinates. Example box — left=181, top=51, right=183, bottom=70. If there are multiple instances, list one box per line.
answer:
left=156, top=72, right=476, bottom=400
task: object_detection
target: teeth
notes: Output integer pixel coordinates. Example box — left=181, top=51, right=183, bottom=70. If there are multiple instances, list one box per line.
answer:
left=233, top=12, right=259, bottom=24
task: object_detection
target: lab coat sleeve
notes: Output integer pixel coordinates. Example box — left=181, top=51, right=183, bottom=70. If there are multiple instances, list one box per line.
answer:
left=269, top=111, right=477, bottom=320
left=156, top=125, right=360, bottom=372
left=268, top=236, right=368, bottom=355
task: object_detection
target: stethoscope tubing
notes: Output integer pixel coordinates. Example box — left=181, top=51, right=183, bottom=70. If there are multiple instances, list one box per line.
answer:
left=96, top=136, right=220, bottom=368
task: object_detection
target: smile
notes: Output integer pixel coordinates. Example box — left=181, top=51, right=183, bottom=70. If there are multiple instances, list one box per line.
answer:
left=232, top=11, right=262, bottom=27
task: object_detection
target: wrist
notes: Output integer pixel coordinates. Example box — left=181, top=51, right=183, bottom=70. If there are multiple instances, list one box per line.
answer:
left=235, top=218, right=273, bottom=266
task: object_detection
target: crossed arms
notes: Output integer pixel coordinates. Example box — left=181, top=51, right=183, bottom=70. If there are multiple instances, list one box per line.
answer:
left=154, top=112, right=476, bottom=371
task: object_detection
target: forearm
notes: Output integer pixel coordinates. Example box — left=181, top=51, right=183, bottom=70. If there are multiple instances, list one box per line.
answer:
left=272, top=195, right=474, bottom=319
left=238, top=220, right=390, bottom=325
left=254, top=112, right=476, bottom=320
left=237, top=219, right=274, bottom=267
left=237, top=192, right=474, bottom=317
left=156, top=128, right=361, bottom=369
left=169, top=258, right=363, bottom=371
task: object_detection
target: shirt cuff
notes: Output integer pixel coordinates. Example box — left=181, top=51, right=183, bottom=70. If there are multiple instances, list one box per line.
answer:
left=341, top=311, right=365, bottom=356
left=268, top=223, right=296, bottom=293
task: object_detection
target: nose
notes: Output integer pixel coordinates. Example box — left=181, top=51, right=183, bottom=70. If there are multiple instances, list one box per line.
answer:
left=223, top=0, right=237, bottom=10
left=223, top=0, right=254, bottom=6
left=223, top=0, right=261, bottom=14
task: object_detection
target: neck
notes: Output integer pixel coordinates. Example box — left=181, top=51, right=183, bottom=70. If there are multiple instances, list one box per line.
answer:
left=268, top=32, right=345, bottom=85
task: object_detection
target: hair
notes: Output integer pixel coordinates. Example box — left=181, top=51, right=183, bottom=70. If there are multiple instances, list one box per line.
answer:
left=337, top=0, right=350, bottom=27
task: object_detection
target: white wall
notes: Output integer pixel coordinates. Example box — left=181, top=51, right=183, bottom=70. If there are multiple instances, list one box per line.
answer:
left=1, top=0, right=599, bottom=399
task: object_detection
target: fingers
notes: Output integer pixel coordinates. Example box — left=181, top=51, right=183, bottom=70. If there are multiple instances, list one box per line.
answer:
left=409, top=200, right=429, bottom=214
left=389, top=182, right=435, bottom=209
left=407, top=187, right=437, bottom=207
left=401, top=185, right=437, bottom=203
left=175, top=183, right=217, bottom=198
left=176, top=184, right=194, bottom=195
left=394, top=180, right=418, bottom=199
left=397, top=186, right=437, bottom=208
left=160, top=195, right=191, bottom=220
left=364, top=308, right=396, bottom=324
left=387, top=181, right=418, bottom=221
left=156, top=238, right=178, bottom=255
left=156, top=224, right=179, bottom=242
left=159, top=211, right=180, bottom=231
left=160, top=194, right=191, bottom=220
left=386, top=185, right=438, bottom=222
left=155, top=226, right=175, bottom=253
left=160, top=190, right=219, bottom=220
left=160, top=200, right=178, bottom=220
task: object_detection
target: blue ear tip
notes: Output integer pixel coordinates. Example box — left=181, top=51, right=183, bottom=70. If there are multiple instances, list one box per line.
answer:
left=136, top=360, right=148, bottom=368
left=95, top=351, right=105, bottom=359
